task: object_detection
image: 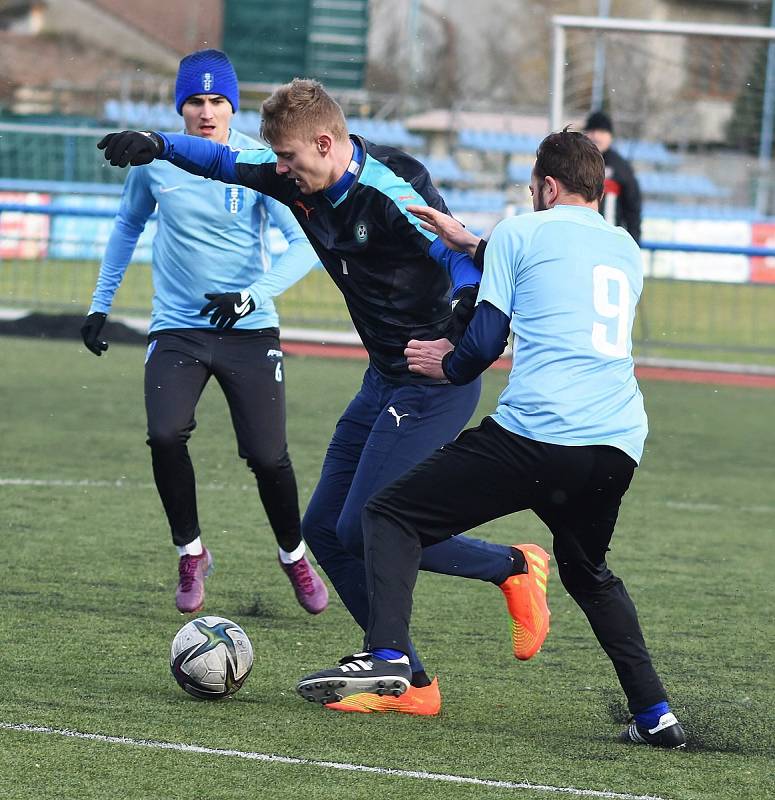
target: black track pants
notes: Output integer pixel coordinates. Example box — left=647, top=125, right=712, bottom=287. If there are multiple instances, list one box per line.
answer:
left=363, top=416, right=667, bottom=713
left=144, top=328, right=301, bottom=551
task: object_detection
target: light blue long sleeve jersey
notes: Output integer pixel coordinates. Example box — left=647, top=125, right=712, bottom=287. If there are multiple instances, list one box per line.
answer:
left=89, top=128, right=319, bottom=331
left=478, top=205, right=648, bottom=464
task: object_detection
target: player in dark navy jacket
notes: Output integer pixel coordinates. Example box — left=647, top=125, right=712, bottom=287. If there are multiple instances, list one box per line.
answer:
left=98, top=78, right=541, bottom=715
left=223, top=138, right=465, bottom=381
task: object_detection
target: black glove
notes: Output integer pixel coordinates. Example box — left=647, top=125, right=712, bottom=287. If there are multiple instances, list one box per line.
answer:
left=97, top=130, right=164, bottom=168
left=80, top=312, right=109, bottom=356
left=446, top=284, right=479, bottom=344
left=199, top=291, right=256, bottom=329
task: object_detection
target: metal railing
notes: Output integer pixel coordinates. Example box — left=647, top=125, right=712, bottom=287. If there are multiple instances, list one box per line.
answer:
left=1, top=205, right=774, bottom=369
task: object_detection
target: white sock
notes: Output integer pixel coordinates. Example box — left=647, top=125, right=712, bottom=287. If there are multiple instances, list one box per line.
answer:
left=386, top=654, right=410, bottom=665
left=278, top=541, right=306, bottom=564
left=176, top=537, right=203, bottom=557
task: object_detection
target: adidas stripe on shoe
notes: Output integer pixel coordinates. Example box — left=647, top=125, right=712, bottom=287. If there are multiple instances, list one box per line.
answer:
left=297, top=652, right=411, bottom=705
left=620, top=712, right=687, bottom=749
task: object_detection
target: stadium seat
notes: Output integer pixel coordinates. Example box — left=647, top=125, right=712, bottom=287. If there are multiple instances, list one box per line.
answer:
left=638, top=172, right=729, bottom=199
left=458, top=130, right=541, bottom=155
left=414, top=155, right=471, bottom=184
left=617, top=139, right=681, bottom=166
left=442, top=189, right=506, bottom=213
left=346, top=118, right=424, bottom=148
left=103, top=99, right=122, bottom=123
left=102, top=99, right=135, bottom=126
left=507, top=163, right=533, bottom=183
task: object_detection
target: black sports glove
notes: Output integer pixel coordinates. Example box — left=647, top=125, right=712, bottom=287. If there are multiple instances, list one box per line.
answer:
left=199, top=290, right=256, bottom=329
left=97, top=130, right=164, bottom=168
left=80, top=312, right=109, bottom=356
left=446, top=284, right=479, bottom=344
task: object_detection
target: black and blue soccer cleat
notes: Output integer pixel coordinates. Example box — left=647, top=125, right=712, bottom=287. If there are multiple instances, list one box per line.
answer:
left=297, top=652, right=411, bottom=705
left=620, top=712, right=687, bottom=748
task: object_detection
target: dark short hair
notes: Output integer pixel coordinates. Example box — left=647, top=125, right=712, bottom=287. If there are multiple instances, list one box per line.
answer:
left=534, top=128, right=605, bottom=202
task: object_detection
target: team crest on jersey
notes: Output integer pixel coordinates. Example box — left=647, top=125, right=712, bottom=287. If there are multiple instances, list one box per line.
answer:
left=354, top=220, right=368, bottom=245
left=202, top=72, right=214, bottom=92
left=225, top=186, right=244, bottom=213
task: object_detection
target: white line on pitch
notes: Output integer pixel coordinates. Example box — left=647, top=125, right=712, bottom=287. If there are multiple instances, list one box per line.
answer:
left=665, top=500, right=774, bottom=514
left=0, top=477, right=250, bottom=491
left=0, top=722, right=670, bottom=800
left=2, top=478, right=773, bottom=515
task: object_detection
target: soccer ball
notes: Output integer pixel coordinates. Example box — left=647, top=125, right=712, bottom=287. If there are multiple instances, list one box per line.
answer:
left=170, top=616, right=253, bottom=700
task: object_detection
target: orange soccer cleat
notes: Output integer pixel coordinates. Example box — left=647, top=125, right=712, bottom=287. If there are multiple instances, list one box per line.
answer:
left=324, top=677, right=441, bottom=716
left=499, top=543, right=550, bottom=660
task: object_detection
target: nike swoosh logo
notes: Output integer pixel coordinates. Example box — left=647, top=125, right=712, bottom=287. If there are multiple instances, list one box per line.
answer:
left=159, top=186, right=182, bottom=193
left=234, top=298, right=251, bottom=315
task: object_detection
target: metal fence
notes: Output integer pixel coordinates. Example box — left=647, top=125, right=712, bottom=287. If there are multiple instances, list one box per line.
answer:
left=2, top=211, right=774, bottom=369
left=1, top=123, right=774, bottom=369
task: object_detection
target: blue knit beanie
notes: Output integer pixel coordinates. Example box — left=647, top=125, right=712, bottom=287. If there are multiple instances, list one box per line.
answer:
left=175, top=49, right=239, bottom=114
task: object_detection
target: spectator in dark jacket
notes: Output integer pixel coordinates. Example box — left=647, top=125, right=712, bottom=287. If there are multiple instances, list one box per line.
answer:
left=584, top=111, right=642, bottom=244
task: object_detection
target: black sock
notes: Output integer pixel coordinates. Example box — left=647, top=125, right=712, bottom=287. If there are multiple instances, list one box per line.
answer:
left=509, top=546, right=528, bottom=575
left=411, top=670, right=431, bottom=688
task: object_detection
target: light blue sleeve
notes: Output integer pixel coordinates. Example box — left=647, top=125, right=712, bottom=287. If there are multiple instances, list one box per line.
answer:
left=88, top=168, right=155, bottom=314
left=246, top=196, right=320, bottom=307
left=477, top=219, right=526, bottom=318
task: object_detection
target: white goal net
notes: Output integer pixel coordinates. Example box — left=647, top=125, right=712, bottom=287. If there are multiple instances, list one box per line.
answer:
left=551, top=15, right=775, bottom=217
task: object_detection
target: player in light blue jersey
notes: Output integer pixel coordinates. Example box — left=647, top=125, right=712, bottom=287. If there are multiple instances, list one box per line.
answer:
left=479, top=193, right=648, bottom=465
left=81, top=50, right=328, bottom=617
left=298, top=130, right=686, bottom=749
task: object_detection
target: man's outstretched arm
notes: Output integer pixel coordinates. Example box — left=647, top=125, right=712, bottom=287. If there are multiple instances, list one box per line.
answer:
left=98, top=130, right=274, bottom=188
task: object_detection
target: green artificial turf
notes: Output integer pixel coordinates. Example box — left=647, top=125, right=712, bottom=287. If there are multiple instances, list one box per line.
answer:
left=0, top=337, right=772, bottom=799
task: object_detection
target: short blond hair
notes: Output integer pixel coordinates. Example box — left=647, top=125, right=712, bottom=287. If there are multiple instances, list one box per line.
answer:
left=261, top=78, right=348, bottom=145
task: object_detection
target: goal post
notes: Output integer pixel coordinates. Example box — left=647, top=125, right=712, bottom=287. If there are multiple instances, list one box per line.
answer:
left=547, top=15, right=775, bottom=367
left=550, top=15, right=775, bottom=215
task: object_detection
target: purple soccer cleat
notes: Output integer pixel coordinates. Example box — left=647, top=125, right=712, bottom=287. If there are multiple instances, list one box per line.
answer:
left=175, top=548, right=213, bottom=613
left=279, top=554, right=328, bottom=614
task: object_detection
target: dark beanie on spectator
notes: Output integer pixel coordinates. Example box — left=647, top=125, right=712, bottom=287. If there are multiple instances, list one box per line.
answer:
left=175, top=49, right=239, bottom=114
left=584, top=111, right=613, bottom=133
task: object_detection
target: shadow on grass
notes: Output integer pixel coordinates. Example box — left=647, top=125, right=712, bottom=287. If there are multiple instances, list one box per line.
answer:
left=605, top=696, right=767, bottom=755
left=238, top=596, right=279, bottom=620
left=0, top=313, right=146, bottom=345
